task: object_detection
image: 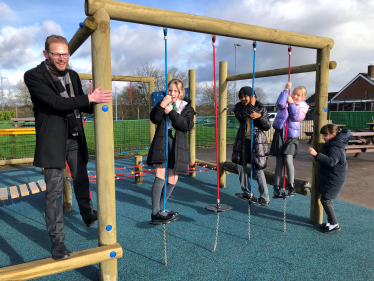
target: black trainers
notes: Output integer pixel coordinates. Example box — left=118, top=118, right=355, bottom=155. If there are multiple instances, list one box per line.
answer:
left=273, top=186, right=282, bottom=198
left=256, top=198, right=269, bottom=207
left=84, top=210, right=97, bottom=227
left=288, top=184, right=296, bottom=197
left=51, top=242, right=70, bottom=260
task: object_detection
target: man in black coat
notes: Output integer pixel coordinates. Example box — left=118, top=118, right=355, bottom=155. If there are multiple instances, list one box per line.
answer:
left=24, top=35, right=112, bottom=260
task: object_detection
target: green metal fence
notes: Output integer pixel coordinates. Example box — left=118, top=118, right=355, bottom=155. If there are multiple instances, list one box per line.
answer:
left=328, top=111, right=374, bottom=131
left=0, top=116, right=240, bottom=160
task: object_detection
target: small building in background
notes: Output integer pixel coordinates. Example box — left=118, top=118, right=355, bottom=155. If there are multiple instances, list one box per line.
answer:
left=307, top=64, right=374, bottom=112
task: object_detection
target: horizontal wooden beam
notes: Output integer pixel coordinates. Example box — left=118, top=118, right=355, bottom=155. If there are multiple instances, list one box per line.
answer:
left=69, top=16, right=98, bottom=56
left=85, top=0, right=334, bottom=49
left=78, top=73, right=155, bottom=82
left=222, top=161, right=311, bottom=196
left=0, top=158, right=34, bottom=166
left=0, top=243, right=123, bottom=281
left=227, top=61, right=337, bottom=82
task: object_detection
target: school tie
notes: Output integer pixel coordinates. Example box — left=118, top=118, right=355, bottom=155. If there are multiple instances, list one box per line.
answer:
left=171, top=103, right=177, bottom=137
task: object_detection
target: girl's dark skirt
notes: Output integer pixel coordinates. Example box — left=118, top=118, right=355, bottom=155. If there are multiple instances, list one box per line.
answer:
left=270, top=129, right=299, bottom=158
left=152, top=130, right=176, bottom=169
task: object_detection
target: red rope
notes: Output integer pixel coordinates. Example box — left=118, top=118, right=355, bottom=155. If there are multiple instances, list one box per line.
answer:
left=282, top=46, right=292, bottom=191
left=212, top=35, right=220, bottom=201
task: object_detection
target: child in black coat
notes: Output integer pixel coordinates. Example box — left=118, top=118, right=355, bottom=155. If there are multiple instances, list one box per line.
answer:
left=232, top=87, right=271, bottom=206
left=147, top=79, right=195, bottom=224
left=308, top=124, right=352, bottom=233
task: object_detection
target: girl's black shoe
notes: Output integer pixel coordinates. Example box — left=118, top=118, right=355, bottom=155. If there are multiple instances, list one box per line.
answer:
left=322, top=225, right=340, bottom=233
left=150, top=211, right=178, bottom=225
left=288, top=184, right=296, bottom=196
left=273, top=186, right=283, bottom=198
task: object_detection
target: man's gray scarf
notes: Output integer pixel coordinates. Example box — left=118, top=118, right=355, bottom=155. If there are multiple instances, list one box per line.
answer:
left=44, top=60, right=83, bottom=136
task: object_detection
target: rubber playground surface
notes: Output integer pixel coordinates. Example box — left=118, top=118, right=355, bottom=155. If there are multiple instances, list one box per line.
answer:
left=0, top=156, right=373, bottom=280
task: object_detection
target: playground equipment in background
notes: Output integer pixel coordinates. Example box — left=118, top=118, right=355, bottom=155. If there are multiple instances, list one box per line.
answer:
left=0, top=128, right=35, bottom=135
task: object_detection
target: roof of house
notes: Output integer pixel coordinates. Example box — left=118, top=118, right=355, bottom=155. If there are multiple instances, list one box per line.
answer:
left=330, top=73, right=374, bottom=102
left=306, top=92, right=338, bottom=104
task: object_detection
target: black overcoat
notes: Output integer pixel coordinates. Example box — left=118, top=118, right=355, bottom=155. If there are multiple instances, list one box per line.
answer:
left=232, top=101, right=271, bottom=169
left=24, top=62, right=93, bottom=168
left=147, top=99, right=195, bottom=175
left=315, top=129, right=352, bottom=199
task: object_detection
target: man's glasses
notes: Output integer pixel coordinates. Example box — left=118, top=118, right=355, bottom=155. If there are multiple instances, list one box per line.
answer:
left=49, top=52, right=70, bottom=59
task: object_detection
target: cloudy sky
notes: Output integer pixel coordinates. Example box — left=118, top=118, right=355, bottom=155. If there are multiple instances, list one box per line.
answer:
left=0, top=0, right=373, bottom=103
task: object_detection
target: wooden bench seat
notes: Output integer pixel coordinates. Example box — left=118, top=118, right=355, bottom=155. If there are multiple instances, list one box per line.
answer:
left=304, top=132, right=313, bottom=144
left=345, top=145, right=374, bottom=157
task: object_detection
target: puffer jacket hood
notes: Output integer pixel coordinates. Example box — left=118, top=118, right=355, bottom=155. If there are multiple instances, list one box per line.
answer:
left=323, top=129, right=352, bottom=150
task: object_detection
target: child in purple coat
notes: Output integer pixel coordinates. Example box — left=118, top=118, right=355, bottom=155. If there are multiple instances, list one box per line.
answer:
left=270, top=81, right=309, bottom=197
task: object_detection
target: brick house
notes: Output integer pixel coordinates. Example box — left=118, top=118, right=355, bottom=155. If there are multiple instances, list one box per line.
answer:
left=306, top=64, right=374, bottom=111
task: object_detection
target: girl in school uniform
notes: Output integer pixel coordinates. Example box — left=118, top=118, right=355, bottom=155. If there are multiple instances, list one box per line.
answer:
left=147, top=79, right=195, bottom=224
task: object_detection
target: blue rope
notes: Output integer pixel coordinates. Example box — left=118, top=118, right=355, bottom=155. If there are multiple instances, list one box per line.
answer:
left=163, top=27, right=168, bottom=212
left=250, top=41, right=257, bottom=195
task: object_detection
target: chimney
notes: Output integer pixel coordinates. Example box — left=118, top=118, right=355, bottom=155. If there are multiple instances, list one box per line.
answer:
left=368, top=64, right=374, bottom=79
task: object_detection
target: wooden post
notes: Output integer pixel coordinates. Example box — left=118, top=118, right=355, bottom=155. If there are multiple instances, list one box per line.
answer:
left=189, top=70, right=196, bottom=177
left=63, top=168, right=73, bottom=212
left=91, top=8, right=119, bottom=280
left=310, top=45, right=331, bottom=225
left=0, top=244, right=123, bottom=281
left=69, top=16, right=98, bottom=56
left=219, top=61, right=227, bottom=188
left=149, top=80, right=155, bottom=143
left=168, top=73, right=172, bottom=83
left=135, top=156, right=143, bottom=185
left=78, top=73, right=155, bottom=82
left=85, top=0, right=334, bottom=49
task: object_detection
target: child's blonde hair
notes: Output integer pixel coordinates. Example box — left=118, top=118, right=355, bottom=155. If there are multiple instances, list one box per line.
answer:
left=168, top=79, right=185, bottom=100
left=293, top=86, right=307, bottom=99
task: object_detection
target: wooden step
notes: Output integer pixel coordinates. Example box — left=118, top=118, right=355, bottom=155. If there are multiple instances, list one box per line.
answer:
left=37, top=180, right=47, bottom=191
left=28, top=182, right=40, bottom=194
left=9, top=186, right=19, bottom=199
left=0, top=188, right=8, bottom=200
left=19, top=184, right=29, bottom=197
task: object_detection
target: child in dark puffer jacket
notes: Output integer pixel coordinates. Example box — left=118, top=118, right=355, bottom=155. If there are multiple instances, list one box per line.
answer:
left=309, top=124, right=352, bottom=233
left=232, top=87, right=271, bottom=206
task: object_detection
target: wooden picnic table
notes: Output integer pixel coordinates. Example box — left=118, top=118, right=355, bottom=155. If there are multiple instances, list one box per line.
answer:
left=345, top=131, right=374, bottom=157
left=10, top=117, right=35, bottom=128
left=367, top=123, right=374, bottom=131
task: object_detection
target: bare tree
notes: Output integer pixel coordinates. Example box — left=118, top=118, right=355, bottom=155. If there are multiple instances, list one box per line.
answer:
left=15, top=80, right=32, bottom=107
left=254, top=87, right=269, bottom=103
left=195, top=79, right=236, bottom=115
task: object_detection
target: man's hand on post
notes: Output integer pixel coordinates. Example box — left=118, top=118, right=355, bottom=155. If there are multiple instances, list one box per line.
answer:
left=88, top=84, right=112, bottom=103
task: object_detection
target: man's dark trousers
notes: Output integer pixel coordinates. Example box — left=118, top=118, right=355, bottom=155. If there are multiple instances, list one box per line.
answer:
left=44, top=136, right=93, bottom=244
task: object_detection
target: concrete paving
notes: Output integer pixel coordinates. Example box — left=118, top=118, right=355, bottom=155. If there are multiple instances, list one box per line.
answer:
left=196, top=139, right=374, bottom=209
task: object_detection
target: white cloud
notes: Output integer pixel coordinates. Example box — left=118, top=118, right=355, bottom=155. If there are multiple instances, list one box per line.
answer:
left=0, top=2, right=19, bottom=25
left=0, top=21, right=64, bottom=71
